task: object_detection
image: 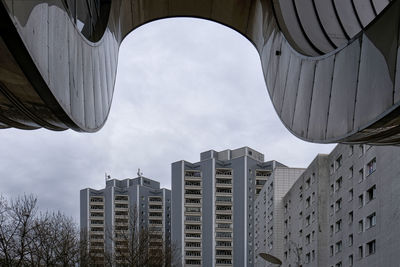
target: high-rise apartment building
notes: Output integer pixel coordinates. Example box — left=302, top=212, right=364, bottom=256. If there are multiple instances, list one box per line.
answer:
left=80, top=175, right=171, bottom=264
left=259, top=144, right=400, bottom=267
left=171, top=147, right=302, bottom=267
left=280, top=154, right=330, bottom=267
left=254, top=165, right=305, bottom=266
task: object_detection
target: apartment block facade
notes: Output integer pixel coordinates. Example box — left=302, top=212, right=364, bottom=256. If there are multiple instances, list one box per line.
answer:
left=280, top=154, right=330, bottom=267
left=254, top=166, right=305, bottom=266
left=80, top=175, right=171, bottom=264
left=267, top=144, right=400, bottom=267
left=325, top=144, right=400, bottom=267
left=171, top=147, right=303, bottom=267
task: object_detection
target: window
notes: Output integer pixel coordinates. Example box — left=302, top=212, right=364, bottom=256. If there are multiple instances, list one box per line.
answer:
left=335, top=155, right=343, bottom=170
left=349, top=166, right=353, bottom=179
left=330, top=163, right=334, bottom=174
left=299, top=211, right=303, bottom=217
left=348, top=211, right=353, bottom=224
left=348, top=234, right=353, bottom=246
left=330, top=225, right=334, bottom=236
left=330, top=204, right=334, bottom=216
left=306, top=234, right=311, bottom=244
left=366, top=240, right=376, bottom=256
left=330, top=245, right=334, bottom=256
left=306, top=215, right=310, bottom=226
left=335, top=262, right=342, bottom=267
left=367, top=185, right=376, bottom=202
left=335, top=177, right=342, bottom=191
left=299, top=229, right=303, bottom=237
left=335, top=241, right=342, bottom=253
left=335, top=220, right=342, bottom=232
left=366, top=212, right=376, bottom=229
left=359, top=145, right=364, bottom=157
left=306, top=197, right=311, bottom=208
left=349, top=145, right=354, bottom=156
left=358, top=245, right=363, bottom=259
left=358, top=220, right=364, bottom=233
left=312, top=250, right=315, bottom=261
left=367, top=158, right=376, bottom=175
left=306, top=178, right=311, bottom=189
left=330, top=184, right=334, bottom=194
left=358, top=194, right=364, bottom=208
left=306, top=253, right=311, bottom=263
left=335, top=198, right=342, bottom=212
left=349, top=255, right=353, bottom=266
left=359, top=168, right=364, bottom=183
left=348, top=189, right=353, bottom=201
left=312, top=192, right=315, bottom=203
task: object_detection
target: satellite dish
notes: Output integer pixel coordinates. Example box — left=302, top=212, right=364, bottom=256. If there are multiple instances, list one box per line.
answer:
left=259, top=253, right=282, bottom=265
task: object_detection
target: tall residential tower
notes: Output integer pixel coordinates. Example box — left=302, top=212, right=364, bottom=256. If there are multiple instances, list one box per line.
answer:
left=80, top=175, right=171, bottom=265
left=171, top=147, right=303, bottom=267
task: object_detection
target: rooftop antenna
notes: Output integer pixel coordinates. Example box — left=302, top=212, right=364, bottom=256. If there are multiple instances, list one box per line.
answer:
left=137, top=168, right=143, bottom=178
left=105, top=172, right=111, bottom=183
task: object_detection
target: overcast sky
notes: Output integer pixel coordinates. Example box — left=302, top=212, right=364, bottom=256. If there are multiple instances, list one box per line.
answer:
left=0, top=18, right=335, bottom=222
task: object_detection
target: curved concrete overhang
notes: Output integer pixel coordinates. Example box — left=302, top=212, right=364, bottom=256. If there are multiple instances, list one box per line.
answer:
left=0, top=0, right=398, bottom=145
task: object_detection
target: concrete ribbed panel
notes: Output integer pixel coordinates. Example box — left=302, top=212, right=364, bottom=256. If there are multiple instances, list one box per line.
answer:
left=332, top=0, right=362, bottom=38
left=326, top=40, right=361, bottom=140
left=272, top=43, right=291, bottom=115
left=292, top=59, right=316, bottom=137
left=294, top=0, right=335, bottom=53
left=307, top=57, right=334, bottom=141
left=353, top=0, right=376, bottom=27
left=280, top=53, right=302, bottom=128
left=313, top=0, right=347, bottom=47
left=272, top=0, right=319, bottom=56
left=0, top=0, right=399, bottom=145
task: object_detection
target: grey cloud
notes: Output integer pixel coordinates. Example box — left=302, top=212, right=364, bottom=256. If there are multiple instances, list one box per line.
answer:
left=0, top=18, right=334, bottom=222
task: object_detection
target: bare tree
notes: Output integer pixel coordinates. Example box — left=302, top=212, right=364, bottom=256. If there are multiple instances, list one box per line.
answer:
left=0, top=195, right=37, bottom=267
left=0, top=195, right=80, bottom=267
left=105, top=206, right=174, bottom=267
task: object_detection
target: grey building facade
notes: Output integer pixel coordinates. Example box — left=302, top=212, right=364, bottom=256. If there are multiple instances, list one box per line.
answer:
left=80, top=175, right=171, bottom=264
left=263, top=144, right=400, bottom=267
left=254, top=166, right=305, bottom=266
left=326, top=144, right=400, bottom=267
left=171, top=146, right=302, bottom=267
left=280, top=154, right=330, bottom=267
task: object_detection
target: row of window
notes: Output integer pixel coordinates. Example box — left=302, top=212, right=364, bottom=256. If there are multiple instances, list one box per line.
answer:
left=330, top=211, right=376, bottom=235
left=330, top=240, right=376, bottom=267
left=331, top=157, right=376, bottom=196
left=330, top=185, right=376, bottom=218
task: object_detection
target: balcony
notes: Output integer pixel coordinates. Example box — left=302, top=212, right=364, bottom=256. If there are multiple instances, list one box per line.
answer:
left=148, top=197, right=163, bottom=205
left=90, top=220, right=104, bottom=226
left=215, top=183, right=232, bottom=189
left=114, top=204, right=128, bottom=211
left=148, top=205, right=163, bottom=212
left=90, top=205, right=104, bottom=211
left=215, top=188, right=232, bottom=196
left=184, top=171, right=202, bottom=181
left=185, top=225, right=202, bottom=233
left=90, top=197, right=104, bottom=203
left=148, top=219, right=163, bottom=226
